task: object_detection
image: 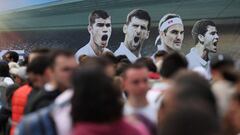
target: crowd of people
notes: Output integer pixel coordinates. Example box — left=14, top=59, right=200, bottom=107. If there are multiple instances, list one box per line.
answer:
left=0, top=9, right=240, bottom=135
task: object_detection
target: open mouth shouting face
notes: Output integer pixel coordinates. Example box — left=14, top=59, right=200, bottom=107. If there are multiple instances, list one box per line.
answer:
left=124, top=17, right=150, bottom=51
left=203, top=26, right=219, bottom=53
left=89, top=17, right=112, bottom=48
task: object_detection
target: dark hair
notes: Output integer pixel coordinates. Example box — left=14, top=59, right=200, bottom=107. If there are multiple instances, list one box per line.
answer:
left=4, top=51, right=19, bottom=63
left=210, top=54, right=234, bottom=70
left=102, top=52, right=119, bottom=64
left=135, top=57, right=157, bottom=73
left=82, top=56, right=114, bottom=69
left=31, top=48, right=50, bottom=54
left=154, top=50, right=168, bottom=59
left=71, top=66, right=123, bottom=123
left=159, top=104, right=220, bottom=135
left=48, top=49, right=74, bottom=68
left=89, top=10, right=110, bottom=26
left=126, top=9, right=151, bottom=30
left=27, top=55, right=50, bottom=75
left=116, top=61, right=131, bottom=76
left=173, top=70, right=217, bottom=115
left=192, top=19, right=216, bottom=44
left=116, top=55, right=131, bottom=64
left=121, top=63, right=147, bottom=78
left=159, top=52, right=188, bottom=78
left=210, top=54, right=237, bottom=82
left=0, top=60, right=10, bottom=77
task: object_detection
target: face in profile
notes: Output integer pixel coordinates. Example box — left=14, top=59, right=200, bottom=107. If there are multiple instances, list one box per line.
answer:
left=89, top=17, right=112, bottom=49
left=124, top=17, right=149, bottom=52
left=161, top=24, right=184, bottom=51
left=201, top=26, right=219, bottom=53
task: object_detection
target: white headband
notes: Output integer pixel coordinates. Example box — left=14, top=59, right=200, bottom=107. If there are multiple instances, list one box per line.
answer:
left=159, top=17, right=183, bottom=32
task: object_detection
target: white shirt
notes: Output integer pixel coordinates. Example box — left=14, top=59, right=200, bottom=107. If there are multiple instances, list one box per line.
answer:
left=124, top=102, right=157, bottom=123
left=51, top=90, right=73, bottom=135
left=75, top=42, right=112, bottom=60
left=146, top=82, right=169, bottom=109
left=186, top=47, right=211, bottom=80
left=1, top=77, right=14, bottom=86
left=114, top=42, right=141, bottom=63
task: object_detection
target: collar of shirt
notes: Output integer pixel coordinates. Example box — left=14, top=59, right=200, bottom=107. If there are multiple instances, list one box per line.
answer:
left=85, top=43, right=97, bottom=56
left=190, top=47, right=208, bottom=67
left=116, top=42, right=141, bottom=63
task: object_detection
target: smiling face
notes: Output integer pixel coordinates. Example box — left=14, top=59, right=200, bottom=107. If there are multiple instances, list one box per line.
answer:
left=123, top=17, right=150, bottom=52
left=161, top=24, right=184, bottom=51
left=201, top=26, right=219, bottom=53
left=88, top=17, right=112, bottom=49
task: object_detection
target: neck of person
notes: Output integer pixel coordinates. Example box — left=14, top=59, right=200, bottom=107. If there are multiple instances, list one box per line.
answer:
left=195, top=42, right=209, bottom=61
left=161, top=43, right=175, bottom=54
left=127, top=94, right=149, bottom=108
left=89, top=38, right=104, bottom=56
left=124, top=40, right=141, bottom=57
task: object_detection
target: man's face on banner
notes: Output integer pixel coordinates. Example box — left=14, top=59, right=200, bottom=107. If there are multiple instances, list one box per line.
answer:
left=89, top=17, right=112, bottom=49
left=202, top=26, right=219, bottom=53
left=123, top=17, right=149, bottom=52
left=161, top=24, right=184, bottom=51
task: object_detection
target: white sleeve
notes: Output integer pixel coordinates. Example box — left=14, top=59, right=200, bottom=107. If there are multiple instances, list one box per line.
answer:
left=4, top=77, right=14, bottom=85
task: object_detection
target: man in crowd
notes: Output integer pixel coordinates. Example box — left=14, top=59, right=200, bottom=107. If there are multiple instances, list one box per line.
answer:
left=75, top=10, right=112, bottom=59
left=121, top=63, right=157, bottom=123
left=186, top=19, right=219, bottom=79
left=114, top=9, right=151, bottom=63
left=2, top=51, right=19, bottom=63
left=26, top=50, right=78, bottom=113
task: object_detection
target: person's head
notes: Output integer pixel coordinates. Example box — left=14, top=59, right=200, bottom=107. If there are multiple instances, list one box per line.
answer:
left=78, top=54, right=89, bottom=65
left=27, top=55, right=50, bottom=89
left=159, top=70, right=217, bottom=126
left=3, top=51, right=19, bottom=63
left=159, top=52, right=188, bottom=79
left=123, top=9, right=151, bottom=52
left=210, top=54, right=236, bottom=82
left=135, top=57, right=157, bottom=73
left=159, top=104, right=220, bottom=135
left=163, top=70, right=217, bottom=116
left=82, top=56, right=116, bottom=78
left=71, top=66, right=122, bottom=124
left=116, top=61, right=131, bottom=76
left=121, top=63, right=149, bottom=96
left=159, top=13, right=184, bottom=51
left=192, top=19, right=219, bottom=53
left=88, top=10, right=111, bottom=49
left=28, top=48, right=51, bottom=63
left=154, top=50, right=168, bottom=63
left=49, top=50, right=78, bottom=90
left=0, top=60, right=10, bottom=77
left=10, top=66, right=27, bottom=86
